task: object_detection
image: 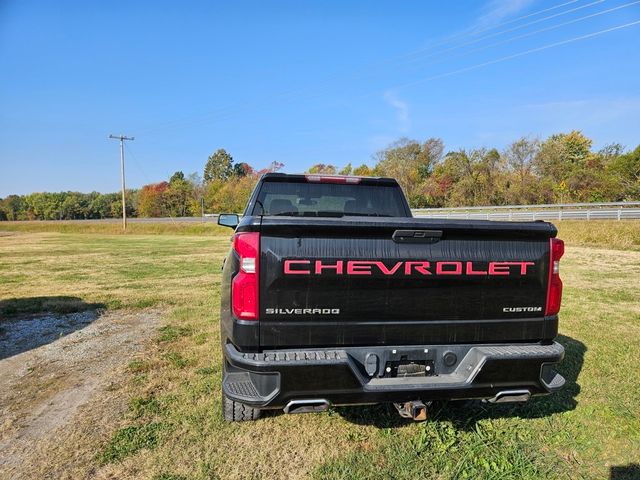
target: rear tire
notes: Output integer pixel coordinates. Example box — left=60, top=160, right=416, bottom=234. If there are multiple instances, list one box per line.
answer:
left=222, top=393, right=261, bottom=422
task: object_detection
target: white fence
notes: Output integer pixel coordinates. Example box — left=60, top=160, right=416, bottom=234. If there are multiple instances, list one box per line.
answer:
left=412, top=201, right=640, bottom=221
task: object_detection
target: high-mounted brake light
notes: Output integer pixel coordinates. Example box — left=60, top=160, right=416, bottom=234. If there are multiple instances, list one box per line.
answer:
left=232, top=232, right=259, bottom=320
left=304, top=175, right=361, bottom=184
left=545, top=238, right=564, bottom=316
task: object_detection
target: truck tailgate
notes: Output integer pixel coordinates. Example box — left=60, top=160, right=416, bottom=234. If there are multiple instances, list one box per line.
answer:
left=258, top=217, right=556, bottom=348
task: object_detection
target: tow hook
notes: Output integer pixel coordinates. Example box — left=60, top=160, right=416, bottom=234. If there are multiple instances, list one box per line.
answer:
left=393, top=400, right=429, bottom=421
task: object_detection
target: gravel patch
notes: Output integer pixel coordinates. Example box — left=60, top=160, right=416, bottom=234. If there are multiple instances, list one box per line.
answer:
left=0, top=310, right=99, bottom=360
left=0, top=309, right=162, bottom=479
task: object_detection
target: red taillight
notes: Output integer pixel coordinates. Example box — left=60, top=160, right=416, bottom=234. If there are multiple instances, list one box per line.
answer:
left=232, top=232, right=259, bottom=320
left=545, top=238, right=565, bottom=316
left=304, top=174, right=361, bottom=184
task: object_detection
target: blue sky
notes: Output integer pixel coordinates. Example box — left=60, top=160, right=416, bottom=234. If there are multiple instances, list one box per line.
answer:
left=1, top=0, right=639, bottom=196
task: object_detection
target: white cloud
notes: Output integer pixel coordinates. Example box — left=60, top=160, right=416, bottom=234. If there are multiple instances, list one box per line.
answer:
left=474, top=0, right=536, bottom=30
left=383, top=90, right=410, bottom=133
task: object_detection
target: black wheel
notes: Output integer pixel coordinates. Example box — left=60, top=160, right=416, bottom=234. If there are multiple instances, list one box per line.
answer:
left=222, top=393, right=261, bottom=422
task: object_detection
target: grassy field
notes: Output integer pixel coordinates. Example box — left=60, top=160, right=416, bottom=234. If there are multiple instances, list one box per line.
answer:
left=2, top=219, right=640, bottom=251
left=0, top=221, right=639, bottom=479
left=0, top=219, right=231, bottom=236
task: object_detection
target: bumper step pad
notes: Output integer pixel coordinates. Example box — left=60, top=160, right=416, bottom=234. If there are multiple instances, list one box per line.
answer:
left=225, top=378, right=260, bottom=398
left=240, top=350, right=348, bottom=363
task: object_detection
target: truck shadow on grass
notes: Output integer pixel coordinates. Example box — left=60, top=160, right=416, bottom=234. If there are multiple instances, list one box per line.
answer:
left=336, top=334, right=585, bottom=429
left=0, top=296, right=106, bottom=360
left=609, top=464, right=640, bottom=480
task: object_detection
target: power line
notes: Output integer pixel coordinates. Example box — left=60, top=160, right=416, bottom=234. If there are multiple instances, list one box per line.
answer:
left=123, top=141, right=153, bottom=185
left=402, top=0, right=606, bottom=63
left=439, top=0, right=584, bottom=38
left=134, top=0, right=597, bottom=136
left=403, top=1, right=640, bottom=72
left=134, top=1, right=635, bottom=137
left=145, top=9, right=633, bottom=136
left=395, top=19, right=640, bottom=89
left=396, top=0, right=586, bottom=61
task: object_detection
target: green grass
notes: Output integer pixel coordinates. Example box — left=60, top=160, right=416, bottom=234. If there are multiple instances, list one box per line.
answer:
left=2, top=218, right=639, bottom=249
left=157, top=324, right=193, bottom=342
left=153, top=475, right=188, bottom=480
left=555, top=220, right=640, bottom=250
left=0, top=220, right=231, bottom=236
left=1, top=223, right=639, bottom=479
left=315, top=416, right=557, bottom=479
left=130, top=396, right=163, bottom=419
left=98, top=422, right=170, bottom=464
left=0, top=232, right=227, bottom=316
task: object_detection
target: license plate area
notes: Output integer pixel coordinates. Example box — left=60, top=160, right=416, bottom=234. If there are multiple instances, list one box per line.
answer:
left=383, top=348, right=436, bottom=378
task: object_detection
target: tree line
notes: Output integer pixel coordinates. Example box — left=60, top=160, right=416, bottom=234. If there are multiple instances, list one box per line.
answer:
left=1, top=131, right=638, bottom=220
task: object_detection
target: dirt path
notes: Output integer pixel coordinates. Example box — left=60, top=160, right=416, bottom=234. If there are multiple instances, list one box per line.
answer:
left=0, top=309, right=161, bottom=479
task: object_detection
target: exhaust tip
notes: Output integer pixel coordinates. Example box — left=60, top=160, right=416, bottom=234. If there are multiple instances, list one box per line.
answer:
left=487, top=389, right=531, bottom=404
left=284, top=399, right=330, bottom=414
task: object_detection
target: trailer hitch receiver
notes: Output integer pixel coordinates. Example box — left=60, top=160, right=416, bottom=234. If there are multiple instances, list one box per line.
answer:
left=394, top=400, right=429, bottom=421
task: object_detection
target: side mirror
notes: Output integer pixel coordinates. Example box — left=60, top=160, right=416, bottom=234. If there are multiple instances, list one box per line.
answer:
left=218, top=213, right=239, bottom=229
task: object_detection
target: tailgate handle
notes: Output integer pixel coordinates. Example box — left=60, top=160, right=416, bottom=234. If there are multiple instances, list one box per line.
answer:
left=392, top=229, right=442, bottom=243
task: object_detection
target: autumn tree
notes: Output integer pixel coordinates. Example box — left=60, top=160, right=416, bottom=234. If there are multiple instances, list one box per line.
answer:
left=352, top=164, right=373, bottom=176
left=307, top=164, right=337, bottom=174
left=339, top=163, right=353, bottom=175
left=186, top=172, right=206, bottom=215
left=2, top=135, right=639, bottom=221
left=535, top=131, right=593, bottom=181
left=0, top=195, right=24, bottom=221
left=169, top=171, right=185, bottom=183
left=111, top=193, right=137, bottom=218
left=138, top=182, right=169, bottom=217
left=233, top=162, right=253, bottom=177
left=373, top=137, right=444, bottom=207
left=268, top=161, right=284, bottom=172
left=534, top=131, right=606, bottom=201
left=165, top=171, right=193, bottom=217
left=428, top=148, right=507, bottom=207
left=206, top=174, right=258, bottom=213
left=88, top=192, right=118, bottom=219
left=505, top=137, right=539, bottom=182
left=503, top=137, right=544, bottom=204
left=204, top=149, right=234, bottom=183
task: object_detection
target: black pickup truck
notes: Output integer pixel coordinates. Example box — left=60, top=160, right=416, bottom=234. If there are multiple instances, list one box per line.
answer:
left=217, top=173, right=565, bottom=422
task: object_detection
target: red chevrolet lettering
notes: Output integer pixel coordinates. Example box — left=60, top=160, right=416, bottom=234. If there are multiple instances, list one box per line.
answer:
left=404, top=261, right=431, bottom=275
left=488, top=262, right=511, bottom=275
left=487, top=261, right=534, bottom=275
left=347, top=261, right=373, bottom=275
left=315, top=260, right=344, bottom=274
left=284, top=259, right=311, bottom=274
left=284, top=259, right=536, bottom=276
left=436, top=261, right=462, bottom=275
left=514, top=261, right=535, bottom=274
left=375, top=261, right=403, bottom=275
left=465, top=262, right=488, bottom=275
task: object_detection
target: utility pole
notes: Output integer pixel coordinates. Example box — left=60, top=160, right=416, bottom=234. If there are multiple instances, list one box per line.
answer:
left=108, top=134, right=134, bottom=231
